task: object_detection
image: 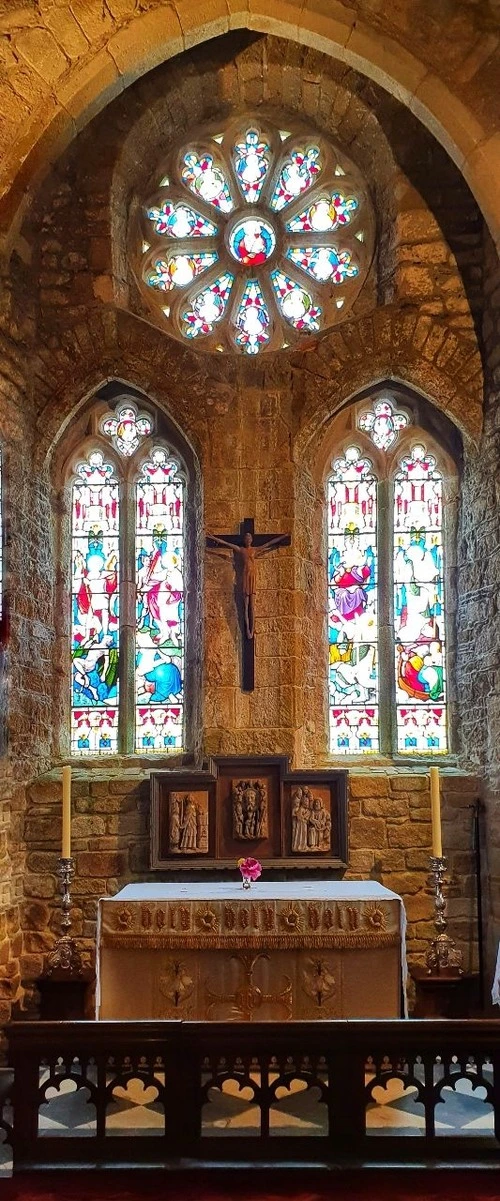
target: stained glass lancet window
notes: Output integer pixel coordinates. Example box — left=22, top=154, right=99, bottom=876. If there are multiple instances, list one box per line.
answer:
left=135, top=449, right=184, bottom=752
left=71, top=451, right=120, bottom=754
left=328, top=447, right=379, bottom=755
left=393, top=444, right=447, bottom=753
left=70, top=400, right=188, bottom=757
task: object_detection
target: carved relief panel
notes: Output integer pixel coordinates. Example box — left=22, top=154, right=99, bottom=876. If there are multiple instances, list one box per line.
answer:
left=151, top=759, right=348, bottom=870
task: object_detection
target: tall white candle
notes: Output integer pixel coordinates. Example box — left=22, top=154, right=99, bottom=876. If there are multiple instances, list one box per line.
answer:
left=62, top=766, right=72, bottom=859
left=429, top=766, right=442, bottom=858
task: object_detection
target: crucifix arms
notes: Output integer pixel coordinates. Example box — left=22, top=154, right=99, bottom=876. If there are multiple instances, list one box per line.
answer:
left=206, top=530, right=288, bottom=556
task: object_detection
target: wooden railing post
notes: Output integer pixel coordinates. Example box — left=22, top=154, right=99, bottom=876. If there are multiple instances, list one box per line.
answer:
left=10, top=1027, right=40, bottom=1171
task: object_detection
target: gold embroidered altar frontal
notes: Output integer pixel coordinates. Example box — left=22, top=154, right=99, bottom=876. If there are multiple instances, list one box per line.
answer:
left=97, top=882, right=404, bottom=1021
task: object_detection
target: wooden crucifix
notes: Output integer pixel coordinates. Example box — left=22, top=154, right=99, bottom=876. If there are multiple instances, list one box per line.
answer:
left=206, top=517, right=291, bottom=691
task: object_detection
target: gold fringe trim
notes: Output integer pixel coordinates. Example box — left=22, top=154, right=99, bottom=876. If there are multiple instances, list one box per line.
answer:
left=100, top=930, right=400, bottom=951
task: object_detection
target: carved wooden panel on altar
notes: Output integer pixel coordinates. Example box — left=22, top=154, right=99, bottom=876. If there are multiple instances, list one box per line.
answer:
left=150, top=757, right=348, bottom=870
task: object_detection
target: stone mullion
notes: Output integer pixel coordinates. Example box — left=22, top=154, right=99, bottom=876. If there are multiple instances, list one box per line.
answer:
left=118, top=477, right=136, bottom=755
left=377, top=477, right=394, bottom=756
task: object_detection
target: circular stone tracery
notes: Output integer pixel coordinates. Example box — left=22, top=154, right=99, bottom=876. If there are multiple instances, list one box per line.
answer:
left=135, top=116, right=375, bottom=356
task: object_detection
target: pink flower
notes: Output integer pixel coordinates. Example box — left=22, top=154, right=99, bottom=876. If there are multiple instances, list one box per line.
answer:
left=237, top=856, right=262, bottom=881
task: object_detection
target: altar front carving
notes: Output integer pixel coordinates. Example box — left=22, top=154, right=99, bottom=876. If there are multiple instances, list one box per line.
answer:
left=96, top=882, right=405, bottom=1021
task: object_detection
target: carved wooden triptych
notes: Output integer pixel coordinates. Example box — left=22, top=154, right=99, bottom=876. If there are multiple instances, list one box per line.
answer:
left=151, top=756, right=348, bottom=870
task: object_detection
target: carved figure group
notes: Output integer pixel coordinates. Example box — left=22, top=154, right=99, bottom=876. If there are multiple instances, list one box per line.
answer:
left=169, top=792, right=208, bottom=854
left=291, top=787, right=331, bottom=853
left=232, top=779, right=268, bottom=840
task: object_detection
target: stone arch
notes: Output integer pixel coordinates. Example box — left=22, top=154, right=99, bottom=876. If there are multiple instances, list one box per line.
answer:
left=293, top=307, right=484, bottom=459
left=1, top=4, right=500, bottom=257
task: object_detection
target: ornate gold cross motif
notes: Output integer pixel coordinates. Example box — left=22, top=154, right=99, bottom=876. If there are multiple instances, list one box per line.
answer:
left=205, top=951, right=292, bottom=1021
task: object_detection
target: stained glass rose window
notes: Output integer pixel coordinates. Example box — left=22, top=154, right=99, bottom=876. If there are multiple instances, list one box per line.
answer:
left=135, top=117, right=375, bottom=356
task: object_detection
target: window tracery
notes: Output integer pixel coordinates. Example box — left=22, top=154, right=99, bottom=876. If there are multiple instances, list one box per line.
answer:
left=136, top=116, right=374, bottom=356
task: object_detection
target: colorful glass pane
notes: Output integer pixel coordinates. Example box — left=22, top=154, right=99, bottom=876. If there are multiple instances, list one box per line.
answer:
left=135, top=447, right=184, bottom=753
left=393, top=444, right=447, bottom=753
left=146, top=200, right=217, bottom=238
left=101, top=403, right=152, bottom=458
left=358, top=399, right=409, bottom=452
left=271, top=270, right=321, bottom=331
left=233, top=129, right=271, bottom=203
left=181, top=151, right=233, bottom=213
left=328, top=446, right=379, bottom=754
left=71, top=451, right=120, bottom=755
left=146, top=251, right=218, bottom=292
left=286, top=192, right=358, bottom=232
left=181, top=272, right=234, bottom=339
left=234, top=279, right=270, bottom=355
left=286, top=246, right=358, bottom=284
left=270, top=145, right=321, bottom=212
left=228, top=217, right=276, bottom=266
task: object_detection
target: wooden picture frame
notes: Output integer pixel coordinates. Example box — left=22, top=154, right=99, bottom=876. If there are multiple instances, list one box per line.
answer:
left=150, top=757, right=348, bottom=871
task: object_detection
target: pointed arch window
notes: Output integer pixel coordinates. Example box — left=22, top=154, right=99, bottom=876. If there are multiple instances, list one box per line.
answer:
left=70, top=400, right=186, bottom=756
left=327, top=393, right=452, bottom=758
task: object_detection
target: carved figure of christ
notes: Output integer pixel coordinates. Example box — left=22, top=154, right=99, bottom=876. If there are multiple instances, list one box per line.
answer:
left=206, top=517, right=291, bottom=691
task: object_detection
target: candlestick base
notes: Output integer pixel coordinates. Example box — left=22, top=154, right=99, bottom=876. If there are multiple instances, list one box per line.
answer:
left=46, top=937, right=84, bottom=975
left=426, top=855, right=463, bottom=976
left=45, top=856, right=83, bottom=976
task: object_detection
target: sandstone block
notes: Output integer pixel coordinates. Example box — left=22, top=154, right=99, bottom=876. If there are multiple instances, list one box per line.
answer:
left=388, top=823, right=430, bottom=848
left=362, top=796, right=409, bottom=818
left=23, top=873, right=56, bottom=899
left=405, top=891, right=434, bottom=922
left=20, top=900, right=50, bottom=930
left=78, top=851, right=127, bottom=877
left=349, top=776, right=389, bottom=799
left=392, top=776, right=427, bottom=792
left=349, top=817, right=388, bottom=849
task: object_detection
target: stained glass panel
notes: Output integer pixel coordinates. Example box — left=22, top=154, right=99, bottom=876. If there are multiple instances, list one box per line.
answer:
left=271, top=270, right=321, bottom=331
left=228, top=218, right=275, bottom=266
left=181, top=151, right=233, bottom=213
left=233, top=129, right=271, bottom=203
left=286, top=245, right=358, bottom=284
left=285, top=192, right=358, bottom=232
left=270, top=145, right=321, bottom=211
left=358, top=399, right=409, bottom=451
left=135, top=448, right=184, bottom=753
left=393, top=444, right=447, bottom=753
left=145, top=251, right=218, bottom=292
left=71, top=451, right=120, bottom=755
left=328, top=446, right=379, bottom=754
left=182, top=272, right=234, bottom=339
left=234, top=279, right=270, bottom=354
left=101, top=403, right=152, bottom=457
left=146, top=200, right=217, bottom=238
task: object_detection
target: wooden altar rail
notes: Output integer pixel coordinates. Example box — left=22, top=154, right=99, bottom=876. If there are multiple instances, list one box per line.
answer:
left=2, top=1019, right=500, bottom=1171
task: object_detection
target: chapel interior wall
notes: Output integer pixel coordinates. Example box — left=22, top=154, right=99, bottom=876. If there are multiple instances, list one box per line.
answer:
left=0, top=28, right=497, bottom=1018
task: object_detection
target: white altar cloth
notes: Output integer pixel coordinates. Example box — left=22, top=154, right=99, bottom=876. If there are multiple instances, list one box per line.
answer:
left=96, top=881, right=407, bottom=1021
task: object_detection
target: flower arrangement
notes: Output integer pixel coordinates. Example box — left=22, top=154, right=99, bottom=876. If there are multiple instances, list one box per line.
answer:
left=238, top=856, right=262, bottom=888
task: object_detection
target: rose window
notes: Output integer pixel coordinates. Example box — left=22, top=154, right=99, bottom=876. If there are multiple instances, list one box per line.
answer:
left=136, top=118, right=375, bottom=356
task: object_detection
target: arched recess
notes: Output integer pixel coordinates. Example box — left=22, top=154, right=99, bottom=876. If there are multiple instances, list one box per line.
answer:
left=295, top=380, right=462, bottom=764
left=50, top=378, right=203, bottom=763
left=1, top=6, right=500, bottom=259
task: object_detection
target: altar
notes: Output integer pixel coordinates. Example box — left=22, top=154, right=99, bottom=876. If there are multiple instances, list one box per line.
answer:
left=96, top=881, right=406, bottom=1021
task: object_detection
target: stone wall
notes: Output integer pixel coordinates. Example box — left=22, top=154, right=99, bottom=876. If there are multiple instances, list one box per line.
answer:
left=0, top=31, right=496, bottom=1021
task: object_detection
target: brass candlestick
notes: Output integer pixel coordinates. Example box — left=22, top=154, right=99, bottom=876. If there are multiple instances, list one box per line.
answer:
left=46, top=856, right=83, bottom=974
left=426, top=854, right=463, bottom=974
